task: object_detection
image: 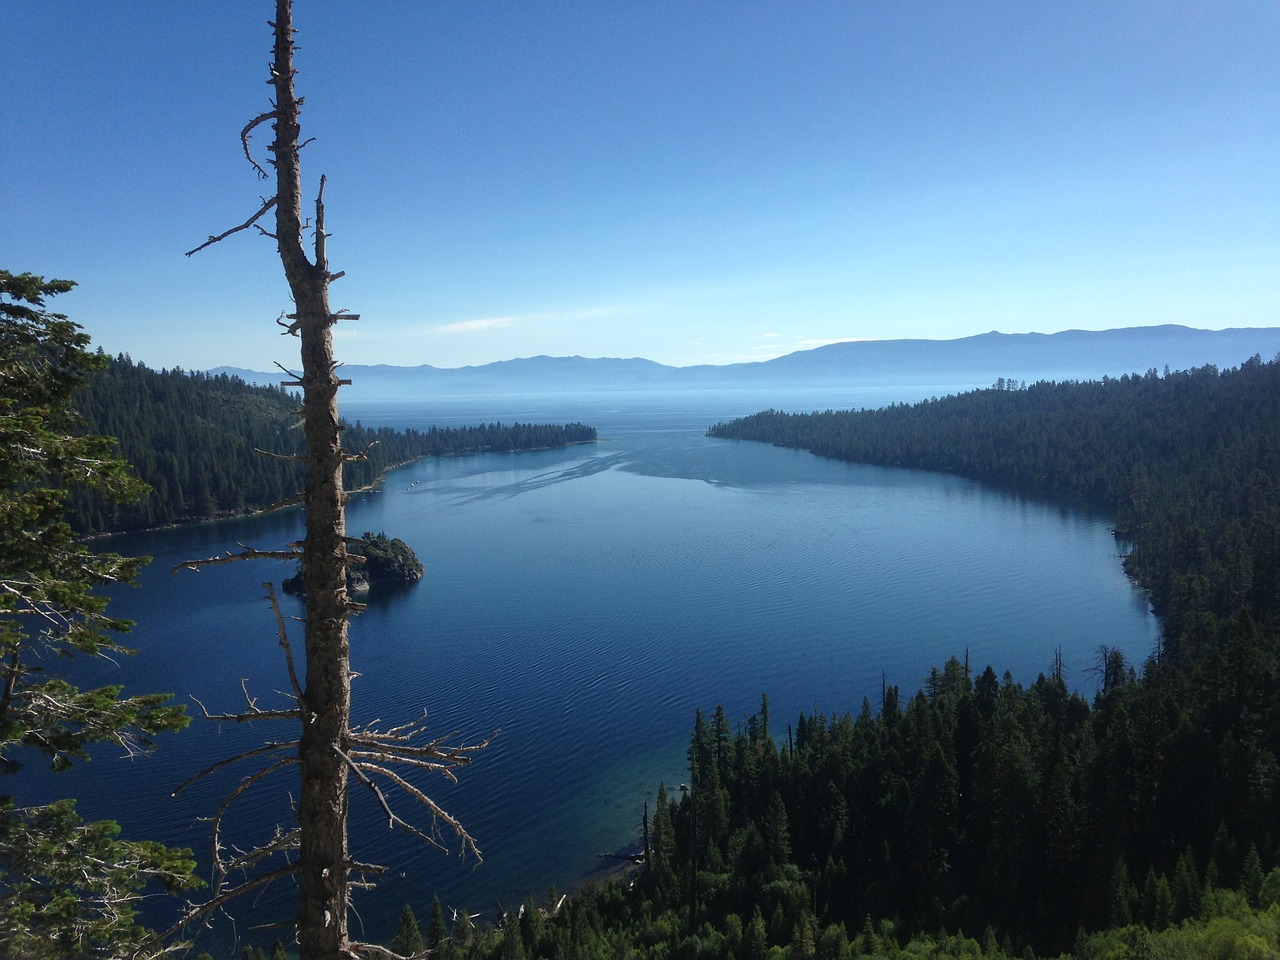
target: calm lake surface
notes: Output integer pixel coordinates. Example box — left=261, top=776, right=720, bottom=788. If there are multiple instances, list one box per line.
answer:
left=27, top=386, right=1159, bottom=951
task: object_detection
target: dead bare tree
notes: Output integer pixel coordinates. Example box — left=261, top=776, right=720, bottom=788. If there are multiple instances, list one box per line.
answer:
left=173, top=3, right=489, bottom=957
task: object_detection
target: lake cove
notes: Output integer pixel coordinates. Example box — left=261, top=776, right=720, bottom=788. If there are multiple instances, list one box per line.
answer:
left=26, top=387, right=1158, bottom=952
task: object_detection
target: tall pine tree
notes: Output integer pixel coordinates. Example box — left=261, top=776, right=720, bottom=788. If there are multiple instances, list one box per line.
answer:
left=0, top=271, right=197, bottom=958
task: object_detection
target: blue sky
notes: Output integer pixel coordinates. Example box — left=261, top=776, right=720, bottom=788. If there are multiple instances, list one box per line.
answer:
left=3, top=2, right=1276, bottom=371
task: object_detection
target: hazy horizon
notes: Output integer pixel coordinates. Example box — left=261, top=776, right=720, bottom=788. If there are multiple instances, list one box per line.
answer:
left=188, top=322, right=1278, bottom=378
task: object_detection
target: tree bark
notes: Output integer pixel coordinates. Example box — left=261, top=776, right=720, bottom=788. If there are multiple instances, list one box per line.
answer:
left=178, top=6, right=484, bottom=952
left=269, top=3, right=352, bottom=957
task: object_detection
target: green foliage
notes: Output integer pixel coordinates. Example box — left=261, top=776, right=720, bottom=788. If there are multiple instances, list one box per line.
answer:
left=354, top=532, right=424, bottom=584
left=0, top=275, right=187, bottom=773
left=0, top=799, right=198, bottom=960
left=705, top=358, right=1280, bottom=944
left=708, top=358, right=1280, bottom=665
left=0, top=272, right=198, bottom=957
left=390, top=903, right=425, bottom=957
left=428, top=895, right=448, bottom=953
left=283, top=531, right=423, bottom=596
left=1076, top=901, right=1280, bottom=960
left=433, top=359, right=1280, bottom=959
left=68, top=353, right=597, bottom=534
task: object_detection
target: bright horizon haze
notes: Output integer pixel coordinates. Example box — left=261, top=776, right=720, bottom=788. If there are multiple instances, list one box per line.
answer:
left=3, top=2, right=1276, bottom=371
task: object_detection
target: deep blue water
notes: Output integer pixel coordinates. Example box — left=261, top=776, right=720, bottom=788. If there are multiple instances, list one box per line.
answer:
left=22, top=386, right=1158, bottom=953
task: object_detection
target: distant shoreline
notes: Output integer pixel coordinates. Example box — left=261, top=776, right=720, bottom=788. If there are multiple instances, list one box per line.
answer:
left=87, top=438, right=600, bottom=541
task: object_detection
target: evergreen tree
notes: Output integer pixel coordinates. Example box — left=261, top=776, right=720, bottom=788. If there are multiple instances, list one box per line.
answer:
left=389, top=904, right=425, bottom=957
left=0, top=271, right=198, bottom=956
left=1108, top=859, right=1134, bottom=928
left=68, top=352, right=598, bottom=535
left=1171, top=848, right=1201, bottom=922
left=745, top=908, right=769, bottom=960
left=1241, top=846, right=1264, bottom=908
left=428, top=895, right=448, bottom=952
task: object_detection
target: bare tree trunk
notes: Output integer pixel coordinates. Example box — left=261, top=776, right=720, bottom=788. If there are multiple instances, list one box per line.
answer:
left=176, top=7, right=488, bottom=954
left=269, top=3, right=352, bottom=956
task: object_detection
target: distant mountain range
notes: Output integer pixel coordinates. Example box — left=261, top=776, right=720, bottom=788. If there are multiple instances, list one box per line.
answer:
left=209, top=325, right=1280, bottom=401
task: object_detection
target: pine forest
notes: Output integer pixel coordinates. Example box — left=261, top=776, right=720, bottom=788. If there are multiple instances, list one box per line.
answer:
left=11, top=275, right=1280, bottom=958
left=394, top=357, right=1280, bottom=960
left=67, top=354, right=597, bottom=535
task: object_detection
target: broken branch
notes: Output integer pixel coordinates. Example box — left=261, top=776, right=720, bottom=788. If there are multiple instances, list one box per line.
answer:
left=172, top=544, right=302, bottom=573
left=254, top=447, right=306, bottom=462
left=240, top=109, right=279, bottom=179
left=185, top=197, right=278, bottom=256
left=172, top=739, right=299, bottom=796
left=334, top=744, right=442, bottom=850
left=353, top=760, right=481, bottom=860
left=264, top=583, right=304, bottom=703
left=163, top=863, right=301, bottom=941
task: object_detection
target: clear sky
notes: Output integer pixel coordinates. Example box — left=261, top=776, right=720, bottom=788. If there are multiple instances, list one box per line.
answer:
left=3, top=2, right=1276, bottom=371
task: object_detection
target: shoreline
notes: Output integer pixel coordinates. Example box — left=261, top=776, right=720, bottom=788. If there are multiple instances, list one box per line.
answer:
left=84, top=438, right=601, bottom=541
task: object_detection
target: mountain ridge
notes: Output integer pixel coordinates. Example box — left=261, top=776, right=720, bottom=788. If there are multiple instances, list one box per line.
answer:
left=209, top=324, right=1280, bottom=399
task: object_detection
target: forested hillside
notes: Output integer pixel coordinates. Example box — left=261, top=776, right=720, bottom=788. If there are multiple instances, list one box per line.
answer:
left=710, top=356, right=1279, bottom=667
left=385, top=358, right=1280, bottom=960
left=68, top=355, right=596, bottom=534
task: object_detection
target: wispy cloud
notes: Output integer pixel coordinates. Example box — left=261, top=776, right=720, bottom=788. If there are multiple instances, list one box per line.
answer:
left=431, top=305, right=624, bottom=337
left=433, top=315, right=521, bottom=334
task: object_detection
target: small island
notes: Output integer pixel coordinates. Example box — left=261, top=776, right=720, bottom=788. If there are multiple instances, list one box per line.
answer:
left=283, top=531, right=423, bottom=597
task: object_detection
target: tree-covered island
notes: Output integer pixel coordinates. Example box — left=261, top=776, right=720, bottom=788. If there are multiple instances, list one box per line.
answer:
left=283, top=531, right=424, bottom=597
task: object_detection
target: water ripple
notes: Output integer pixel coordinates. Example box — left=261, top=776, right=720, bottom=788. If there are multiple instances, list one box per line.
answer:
left=20, top=403, right=1158, bottom=951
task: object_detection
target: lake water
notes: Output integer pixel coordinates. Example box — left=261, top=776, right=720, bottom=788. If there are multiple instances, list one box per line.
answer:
left=23, top=386, right=1159, bottom=952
